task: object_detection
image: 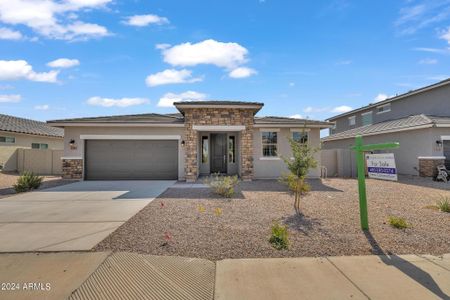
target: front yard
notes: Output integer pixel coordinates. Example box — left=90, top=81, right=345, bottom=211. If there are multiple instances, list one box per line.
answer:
left=94, top=177, right=450, bottom=261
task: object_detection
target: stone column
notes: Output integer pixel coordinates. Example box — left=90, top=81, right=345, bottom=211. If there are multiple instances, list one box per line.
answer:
left=240, top=113, right=254, bottom=181
left=184, top=116, right=199, bottom=182
left=418, top=156, right=445, bottom=177
left=62, top=159, right=83, bottom=179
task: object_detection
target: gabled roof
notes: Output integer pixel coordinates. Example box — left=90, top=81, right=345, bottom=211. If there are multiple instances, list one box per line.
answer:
left=47, top=113, right=184, bottom=124
left=174, top=100, right=264, bottom=114
left=255, top=116, right=333, bottom=128
left=322, top=114, right=450, bottom=141
left=0, top=114, right=64, bottom=138
left=327, top=78, right=450, bottom=121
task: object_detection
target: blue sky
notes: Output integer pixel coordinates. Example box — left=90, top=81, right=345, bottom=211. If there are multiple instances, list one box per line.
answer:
left=1, top=0, right=449, bottom=129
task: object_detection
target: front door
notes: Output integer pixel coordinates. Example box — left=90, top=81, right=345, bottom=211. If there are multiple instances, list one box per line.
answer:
left=211, top=133, right=227, bottom=173
left=444, top=140, right=450, bottom=169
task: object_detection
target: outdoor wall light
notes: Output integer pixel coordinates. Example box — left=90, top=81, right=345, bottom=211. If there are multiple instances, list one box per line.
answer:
left=181, top=140, right=185, bottom=147
left=436, top=140, right=443, bottom=146
left=69, top=139, right=77, bottom=150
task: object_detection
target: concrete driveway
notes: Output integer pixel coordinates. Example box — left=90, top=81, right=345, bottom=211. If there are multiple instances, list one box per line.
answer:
left=0, top=180, right=175, bottom=252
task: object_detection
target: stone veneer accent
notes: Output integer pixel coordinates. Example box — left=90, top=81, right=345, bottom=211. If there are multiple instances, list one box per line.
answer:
left=62, top=159, right=83, bottom=179
left=418, top=157, right=445, bottom=177
left=183, top=108, right=257, bottom=182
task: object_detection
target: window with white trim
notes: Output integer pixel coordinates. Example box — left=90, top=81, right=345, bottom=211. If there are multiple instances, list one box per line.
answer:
left=348, top=116, right=356, bottom=126
left=31, top=143, right=48, bottom=149
left=0, top=136, right=15, bottom=143
left=261, top=131, right=277, bottom=157
left=361, top=111, right=373, bottom=126
left=377, top=103, right=391, bottom=114
left=292, top=131, right=308, bottom=144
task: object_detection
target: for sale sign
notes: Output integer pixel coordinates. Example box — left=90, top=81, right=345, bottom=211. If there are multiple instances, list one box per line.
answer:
left=365, top=153, right=398, bottom=181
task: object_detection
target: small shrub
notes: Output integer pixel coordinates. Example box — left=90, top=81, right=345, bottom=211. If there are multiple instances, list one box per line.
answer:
left=436, top=197, right=450, bottom=213
left=204, top=174, right=239, bottom=198
left=269, top=221, right=289, bottom=250
left=13, top=171, right=43, bottom=193
left=388, top=216, right=409, bottom=229
left=279, top=172, right=311, bottom=194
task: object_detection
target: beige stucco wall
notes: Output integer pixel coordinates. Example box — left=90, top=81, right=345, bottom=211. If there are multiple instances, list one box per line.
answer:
left=63, top=126, right=186, bottom=179
left=0, top=130, right=63, bottom=171
left=322, top=127, right=450, bottom=176
left=253, top=127, right=322, bottom=179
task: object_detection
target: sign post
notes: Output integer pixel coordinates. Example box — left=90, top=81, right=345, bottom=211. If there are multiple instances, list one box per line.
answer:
left=351, top=135, right=399, bottom=230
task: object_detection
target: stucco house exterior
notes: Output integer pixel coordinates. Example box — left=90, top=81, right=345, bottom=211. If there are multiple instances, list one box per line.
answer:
left=48, top=101, right=332, bottom=181
left=322, top=79, right=450, bottom=177
left=0, top=114, right=64, bottom=171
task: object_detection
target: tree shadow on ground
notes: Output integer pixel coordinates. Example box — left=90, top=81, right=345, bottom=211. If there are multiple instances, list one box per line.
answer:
left=364, top=230, right=449, bottom=300
left=282, top=213, right=322, bottom=236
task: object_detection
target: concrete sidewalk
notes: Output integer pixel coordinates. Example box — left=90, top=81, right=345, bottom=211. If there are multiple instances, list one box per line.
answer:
left=0, top=252, right=448, bottom=300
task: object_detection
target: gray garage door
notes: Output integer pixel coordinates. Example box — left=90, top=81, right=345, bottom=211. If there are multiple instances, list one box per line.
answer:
left=85, top=140, right=178, bottom=180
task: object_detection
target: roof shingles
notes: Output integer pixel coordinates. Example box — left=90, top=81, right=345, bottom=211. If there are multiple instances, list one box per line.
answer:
left=0, top=114, right=63, bottom=137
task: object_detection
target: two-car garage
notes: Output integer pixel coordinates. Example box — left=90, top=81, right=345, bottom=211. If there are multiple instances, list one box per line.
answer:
left=84, top=140, right=179, bottom=180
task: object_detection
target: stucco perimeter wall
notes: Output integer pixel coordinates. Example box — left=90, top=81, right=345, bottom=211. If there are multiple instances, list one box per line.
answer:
left=253, top=127, right=321, bottom=179
left=322, top=127, right=450, bottom=176
left=0, top=130, right=63, bottom=171
left=63, top=126, right=186, bottom=180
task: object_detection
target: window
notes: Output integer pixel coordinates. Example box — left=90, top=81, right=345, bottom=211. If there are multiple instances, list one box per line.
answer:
left=262, top=131, right=277, bottom=157
left=31, top=143, right=48, bottom=149
left=228, top=136, right=236, bottom=163
left=348, top=116, right=356, bottom=126
left=330, top=123, right=336, bottom=134
left=201, top=136, right=208, bottom=163
left=361, top=111, right=373, bottom=126
left=292, top=131, right=308, bottom=144
left=377, top=103, right=391, bottom=114
left=0, top=136, right=15, bottom=143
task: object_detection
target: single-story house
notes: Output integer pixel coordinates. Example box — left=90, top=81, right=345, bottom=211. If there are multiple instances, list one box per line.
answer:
left=48, top=101, right=332, bottom=181
left=322, top=78, right=450, bottom=177
left=0, top=114, right=64, bottom=171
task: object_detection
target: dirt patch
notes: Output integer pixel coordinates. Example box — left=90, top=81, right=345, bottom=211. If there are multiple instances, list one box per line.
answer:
left=0, top=172, right=76, bottom=199
left=94, top=178, right=450, bottom=261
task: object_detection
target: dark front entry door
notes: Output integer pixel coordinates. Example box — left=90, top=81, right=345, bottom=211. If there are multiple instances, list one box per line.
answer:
left=211, top=133, right=227, bottom=173
left=444, top=140, right=450, bottom=169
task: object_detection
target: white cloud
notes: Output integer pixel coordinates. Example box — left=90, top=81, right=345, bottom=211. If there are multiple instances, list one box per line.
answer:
left=0, top=27, right=22, bottom=40
left=331, top=105, right=353, bottom=113
left=228, top=67, right=257, bottom=78
left=0, top=0, right=111, bottom=41
left=427, top=74, right=449, bottom=81
left=289, top=82, right=295, bottom=87
left=0, top=60, right=59, bottom=83
left=440, top=27, right=450, bottom=44
left=155, top=43, right=171, bottom=50
left=34, top=104, right=49, bottom=110
left=145, top=69, right=202, bottom=87
left=413, top=47, right=449, bottom=54
left=158, top=91, right=207, bottom=107
left=290, top=114, right=303, bottom=119
left=418, top=58, right=438, bottom=64
left=47, top=58, right=79, bottom=68
left=86, top=96, right=149, bottom=107
left=373, top=93, right=389, bottom=102
left=0, top=94, right=21, bottom=103
left=395, top=2, right=450, bottom=35
left=124, top=14, right=169, bottom=27
left=303, top=106, right=328, bottom=113
left=161, top=39, right=249, bottom=69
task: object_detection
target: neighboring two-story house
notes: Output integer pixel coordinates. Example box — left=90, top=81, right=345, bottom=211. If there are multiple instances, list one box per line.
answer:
left=322, top=78, right=450, bottom=177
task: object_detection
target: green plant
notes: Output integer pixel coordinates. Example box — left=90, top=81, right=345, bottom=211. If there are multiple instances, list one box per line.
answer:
left=281, top=131, right=318, bottom=214
left=436, top=197, right=450, bottom=213
left=204, top=174, right=239, bottom=198
left=279, top=172, right=311, bottom=194
left=388, top=216, right=410, bottom=229
left=13, top=171, right=43, bottom=193
left=269, top=221, right=289, bottom=250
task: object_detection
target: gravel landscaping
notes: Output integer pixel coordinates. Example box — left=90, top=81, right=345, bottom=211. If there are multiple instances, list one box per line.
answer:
left=95, top=177, right=450, bottom=261
left=0, top=172, right=75, bottom=199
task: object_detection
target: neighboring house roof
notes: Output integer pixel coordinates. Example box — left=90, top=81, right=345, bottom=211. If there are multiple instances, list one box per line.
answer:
left=326, top=78, right=450, bottom=121
left=0, top=114, right=64, bottom=138
left=47, top=113, right=184, bottom=124
left=255, top=116, right=332, bottom=127
left=322, top=114, right=450, bottom=141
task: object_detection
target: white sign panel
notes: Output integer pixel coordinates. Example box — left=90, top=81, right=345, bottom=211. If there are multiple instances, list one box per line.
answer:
left=365, top=153, right=398, bottom=181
